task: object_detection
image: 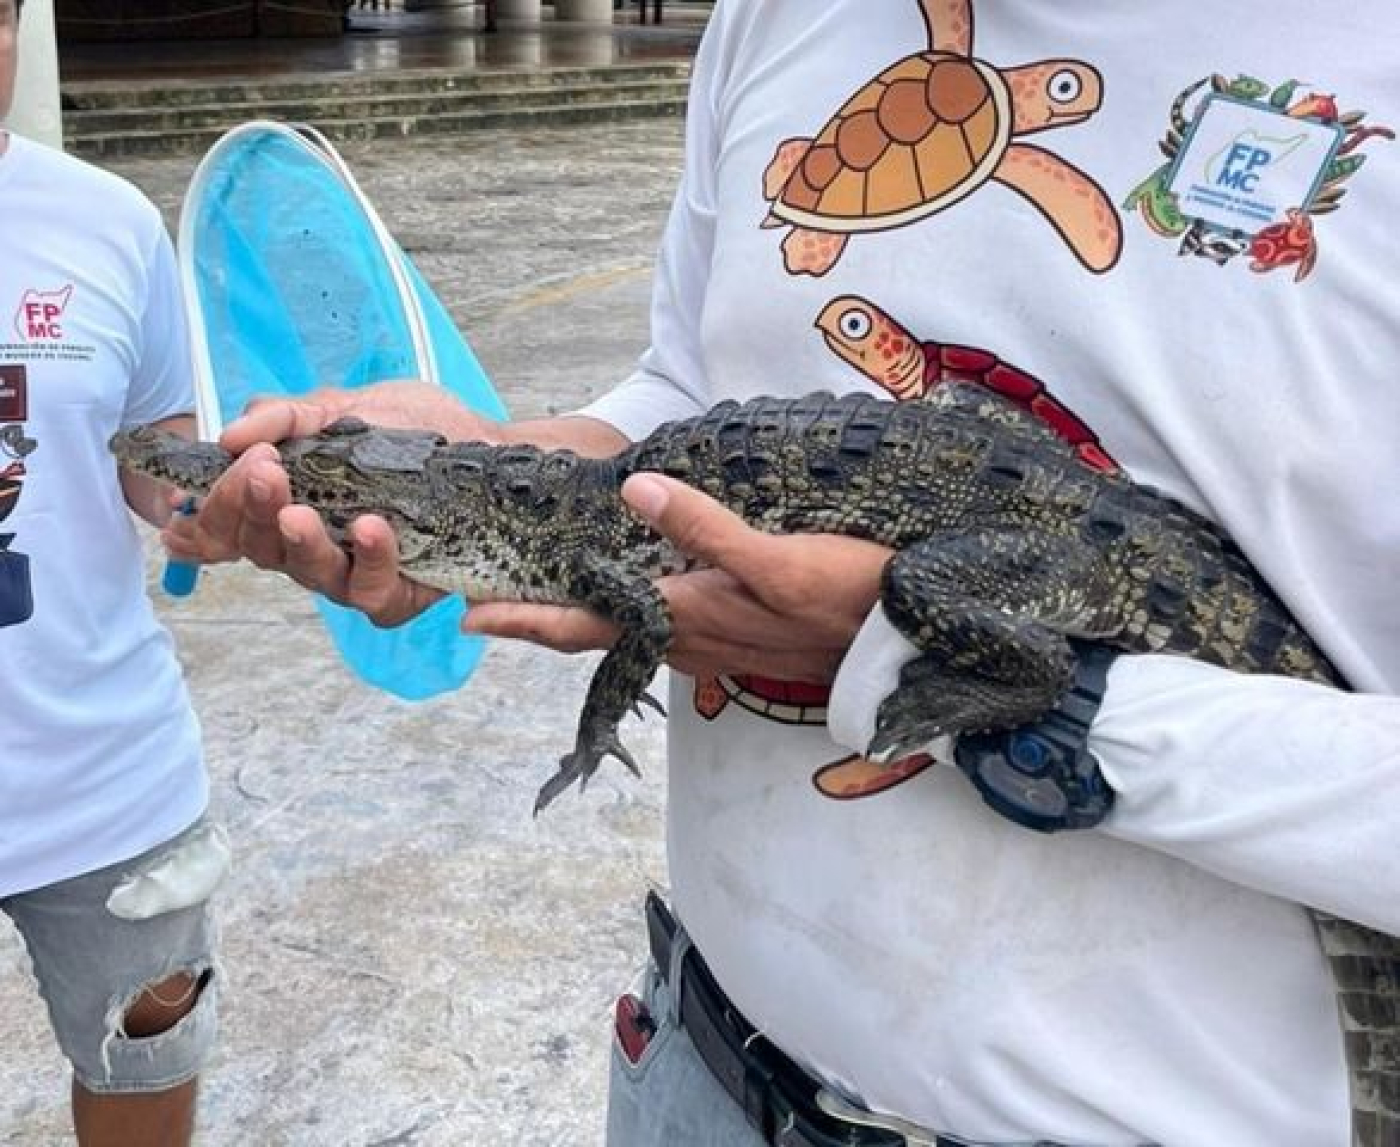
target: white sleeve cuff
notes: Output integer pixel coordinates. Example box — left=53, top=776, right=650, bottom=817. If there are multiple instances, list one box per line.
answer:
left=827, top=605, right=953, bottom=762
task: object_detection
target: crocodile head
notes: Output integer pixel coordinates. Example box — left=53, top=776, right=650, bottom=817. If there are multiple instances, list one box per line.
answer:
left=110, top=417, right=450, bottom=573
left=276, top=417, right=448, bottom=566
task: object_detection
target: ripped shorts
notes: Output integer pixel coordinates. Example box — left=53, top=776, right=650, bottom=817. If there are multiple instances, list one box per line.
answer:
left=1, top=815, right=229, bottom=1094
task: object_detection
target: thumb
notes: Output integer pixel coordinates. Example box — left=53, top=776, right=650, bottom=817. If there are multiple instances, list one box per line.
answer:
left=623, top=473, right=772, bottom=578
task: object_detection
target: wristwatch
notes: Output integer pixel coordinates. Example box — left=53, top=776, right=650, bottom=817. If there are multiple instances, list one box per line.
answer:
left=953, top=643, right=1117, bottom=833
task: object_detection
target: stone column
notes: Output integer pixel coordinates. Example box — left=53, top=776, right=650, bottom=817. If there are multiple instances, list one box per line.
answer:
left=494, top=0, right=541, bottom=19
left=6, top=0, right=62, bottom=149
left=554, top=0, right=614, bottom=20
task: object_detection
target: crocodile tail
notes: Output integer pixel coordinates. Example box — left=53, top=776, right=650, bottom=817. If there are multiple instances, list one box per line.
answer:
left=1313, top=915, right=1400, bottom=1146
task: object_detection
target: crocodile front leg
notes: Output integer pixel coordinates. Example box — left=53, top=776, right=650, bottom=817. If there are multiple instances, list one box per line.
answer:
left=870, top=530, right=1118, bottom=760
left=533, top=553, right=672, bottom=814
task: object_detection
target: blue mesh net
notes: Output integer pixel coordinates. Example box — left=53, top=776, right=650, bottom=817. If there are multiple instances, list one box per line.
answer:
left=180, top=122, right=507, bottom=701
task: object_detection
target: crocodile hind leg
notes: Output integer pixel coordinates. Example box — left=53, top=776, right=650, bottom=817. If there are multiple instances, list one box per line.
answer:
left=1313, top=913, right=1400, bottom=1146
left=870, top=530, right=1117, bottom=760
left=533, top=554, right=672, bottom=815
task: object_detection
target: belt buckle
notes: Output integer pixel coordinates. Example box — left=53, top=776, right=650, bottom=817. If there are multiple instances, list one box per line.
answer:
left=769, top=1088, right=874, bottom=1147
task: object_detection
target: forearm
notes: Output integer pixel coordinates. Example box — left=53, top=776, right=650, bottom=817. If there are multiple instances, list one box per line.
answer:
left=493, top=413, right=631, bottom=458
left=1092, top=654, right=1400, bottom=933
left=829, top=617, right=1400, bottom=933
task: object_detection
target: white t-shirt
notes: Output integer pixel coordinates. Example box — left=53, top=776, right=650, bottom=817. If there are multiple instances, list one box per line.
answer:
left=0, top=133, right=205, bottom=897
left=584, top=3, right=1400, bottom=1144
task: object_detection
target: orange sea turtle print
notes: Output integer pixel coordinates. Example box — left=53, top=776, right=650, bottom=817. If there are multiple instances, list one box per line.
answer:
left=761, top=0, right=1123, bottom=276
left=815, top=295, right=1119, bottom=474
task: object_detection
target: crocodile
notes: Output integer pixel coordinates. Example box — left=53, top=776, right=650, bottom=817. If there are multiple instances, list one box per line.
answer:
left=112, top=383, right=1398, bottom=1143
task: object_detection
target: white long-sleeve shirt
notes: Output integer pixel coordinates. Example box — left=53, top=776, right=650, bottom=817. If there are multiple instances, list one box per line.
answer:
left=583, top=3, right=1400, bottom=1143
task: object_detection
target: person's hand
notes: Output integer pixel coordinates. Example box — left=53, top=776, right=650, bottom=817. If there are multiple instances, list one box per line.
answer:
left=163, top=382, right=500, bottom=627
left=464, top=473, right=893, bottom=684
left=220, top=380, right=498, bottom=456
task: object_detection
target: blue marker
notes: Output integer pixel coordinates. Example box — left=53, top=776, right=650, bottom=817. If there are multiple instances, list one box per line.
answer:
left=161, top=496, right=200, bottom=597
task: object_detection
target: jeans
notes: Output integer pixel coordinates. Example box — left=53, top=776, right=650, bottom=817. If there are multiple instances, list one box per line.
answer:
left=605, top=931, right=768, bottom=1147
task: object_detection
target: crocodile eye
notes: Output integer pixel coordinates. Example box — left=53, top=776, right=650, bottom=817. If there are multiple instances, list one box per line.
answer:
left=1047, top=69, right=1083, bottom=105
left=438, top=458, right=483, bottom=479
left=299, top=453, right=343, bottom=477
left=838, top=308, right=872, bottom=341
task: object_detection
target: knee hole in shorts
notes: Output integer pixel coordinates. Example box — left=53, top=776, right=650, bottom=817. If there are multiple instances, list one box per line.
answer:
left=122, top=967, right=213, bottom=1038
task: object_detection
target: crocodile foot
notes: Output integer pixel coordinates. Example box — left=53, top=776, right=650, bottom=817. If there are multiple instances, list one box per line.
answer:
left=533, top=726, right=642, bottom=816
left=869, top=658, right=1062, bottom=761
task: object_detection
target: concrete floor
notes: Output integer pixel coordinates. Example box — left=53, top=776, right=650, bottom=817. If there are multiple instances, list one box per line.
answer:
left=0, top=119, right=686, bottom=1146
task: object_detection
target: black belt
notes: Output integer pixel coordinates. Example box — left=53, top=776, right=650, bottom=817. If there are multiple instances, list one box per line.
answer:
left=647, top=891, right=956, bottom=1147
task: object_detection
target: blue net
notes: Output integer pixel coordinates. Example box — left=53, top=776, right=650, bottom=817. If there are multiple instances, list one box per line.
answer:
left=181, top=123, right=507, bottom=701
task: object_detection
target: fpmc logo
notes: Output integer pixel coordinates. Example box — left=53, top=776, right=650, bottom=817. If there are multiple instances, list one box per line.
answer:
left=14, top=285, right=74, bottom=342
left=1208, top=130, right=1306, bottom=194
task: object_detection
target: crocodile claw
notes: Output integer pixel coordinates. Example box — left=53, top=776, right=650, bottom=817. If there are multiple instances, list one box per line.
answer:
left=532, top=728, right=642, bottom=816
left=868, top=718, right=950, bottom=764
left=631, top=690, right=667, bottom=720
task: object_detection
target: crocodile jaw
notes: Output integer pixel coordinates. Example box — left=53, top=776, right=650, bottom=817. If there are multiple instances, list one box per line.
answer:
left=108, top=428, right=232, bottom=495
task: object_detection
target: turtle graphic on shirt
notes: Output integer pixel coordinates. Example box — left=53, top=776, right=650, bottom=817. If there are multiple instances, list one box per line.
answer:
left=691, top=670, right=939, bottom=799
left=761, top=0, right=1122, bottom=276
left=814, top=295, right=1118, bottom=474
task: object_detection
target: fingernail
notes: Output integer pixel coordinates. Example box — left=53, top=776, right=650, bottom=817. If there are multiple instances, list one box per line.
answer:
left=626, top=475, right=669, bottom=521
left=249, top=477, right=270, bottom=502
left=280, top=524, right=303, bottom=547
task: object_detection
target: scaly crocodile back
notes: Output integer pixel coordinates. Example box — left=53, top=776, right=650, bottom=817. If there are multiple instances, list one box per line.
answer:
left=621, top=389, right=1339, bottom=685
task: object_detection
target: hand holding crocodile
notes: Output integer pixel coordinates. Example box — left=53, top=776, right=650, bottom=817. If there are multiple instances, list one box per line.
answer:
left=114, top=382, right=1341, bottom=798
left=165, top=447, right=444, bottom=628
left=465, top=472, right=890, bottom=684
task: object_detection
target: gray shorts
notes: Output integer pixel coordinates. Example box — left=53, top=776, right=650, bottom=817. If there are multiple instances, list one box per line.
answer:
left=1, top=816, right=229, bottom=1095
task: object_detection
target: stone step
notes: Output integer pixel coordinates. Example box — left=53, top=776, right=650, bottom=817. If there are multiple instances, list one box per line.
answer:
left=62, top=62, right=692, bottom=110
left=63, top=60, right=693, bottom=158
left=68, top=76, right=689, bottom=137
left=68, top=94, right=689, bottom=159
